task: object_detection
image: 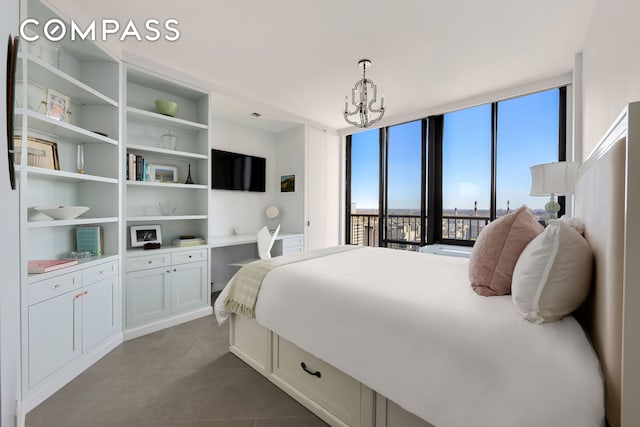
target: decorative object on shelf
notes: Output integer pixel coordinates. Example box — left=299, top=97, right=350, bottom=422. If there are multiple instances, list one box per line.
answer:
left=44, top=88, right=71, bottom=122
left=280, top=174, right=295, bottom=192
left=28, top=259, right=78, bottom=274
left=265, top=206, right=279, bottom=232
left=157, top=202, right=177, bottom=216
left=130, top=224, right=162, bottom=248
left=76, top=144, right=85, bottom=173
left=344, top=59, right=386, bottom=129
left=36, top=205, right=89, bottom=220
left=161, top=129, right=178, bottom=150
left=6, top=35, right=19, bottom=190
left=172, top=236, right=205, bottom=247
left=69, top=251, right=92, bottom=259
left=75, top=226, right=103, bottom=256
left=233, top=227, right=244, bottom=235
left=185, top=163, right=194, bottom=184
left=529, top=161, right=579, bottom=224
left=155, top=99, right=178, bottom=117
left=14, top=136, right=59, bottom=169
left=149, top=163, right=178, bottom=182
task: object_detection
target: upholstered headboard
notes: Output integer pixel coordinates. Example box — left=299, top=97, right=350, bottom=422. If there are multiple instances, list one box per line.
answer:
left=575, top=102, right=640, bottom=427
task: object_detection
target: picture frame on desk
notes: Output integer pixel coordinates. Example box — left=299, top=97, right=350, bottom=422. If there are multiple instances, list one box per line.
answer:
left=130, top=224, right=162, bottom=248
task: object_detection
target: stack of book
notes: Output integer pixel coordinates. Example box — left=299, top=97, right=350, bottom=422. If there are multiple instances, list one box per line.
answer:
left=126, top=152, right=147, bottom=181
left=76, top=226, right=103, bottom=256
left=172, top=236, right=206, bottom=247
left=28, top=259, right=78, bottom=274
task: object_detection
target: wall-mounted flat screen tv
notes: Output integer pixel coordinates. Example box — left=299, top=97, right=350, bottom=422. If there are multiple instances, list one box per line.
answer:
left=211, top=149, right=266, bottom=192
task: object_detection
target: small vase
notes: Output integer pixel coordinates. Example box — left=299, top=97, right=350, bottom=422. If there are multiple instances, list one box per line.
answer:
left=76, top=144, right=85, bottom=174
left=185, top=163, right=194, bottom=184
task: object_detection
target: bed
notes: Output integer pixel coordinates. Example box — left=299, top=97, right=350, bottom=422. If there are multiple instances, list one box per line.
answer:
left=215, top=102, right=640, bottom=427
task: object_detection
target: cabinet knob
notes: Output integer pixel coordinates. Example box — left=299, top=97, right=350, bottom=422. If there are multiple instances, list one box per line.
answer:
left=173, top=268, right=177, bottom=272
left=166, top=270, right=170, bottom=273
left=148, top=260, right=152, bottom=264
left=188, top=255, right=192, bottom=258
left=53, top=284, right=62, bottom=289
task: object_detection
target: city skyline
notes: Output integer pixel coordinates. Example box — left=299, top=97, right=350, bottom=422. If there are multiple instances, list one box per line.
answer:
left=351, top=89, right=559, bottom=213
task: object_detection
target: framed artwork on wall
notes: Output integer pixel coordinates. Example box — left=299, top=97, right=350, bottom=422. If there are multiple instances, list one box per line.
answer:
left=280, top=174, right=295, bottom=192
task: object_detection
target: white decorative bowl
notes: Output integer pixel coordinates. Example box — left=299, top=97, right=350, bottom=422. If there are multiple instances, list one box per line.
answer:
left=36, top=206, right=90, bottom=220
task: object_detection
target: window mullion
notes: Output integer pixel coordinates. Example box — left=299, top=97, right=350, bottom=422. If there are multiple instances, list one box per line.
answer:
left=378, top=127, right=387, bottom=247
left=490, top=102, right=498, bottom=221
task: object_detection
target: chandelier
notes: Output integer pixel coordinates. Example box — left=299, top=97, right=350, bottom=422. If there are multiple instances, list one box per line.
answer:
left=344, top=59, right=386, bottom=129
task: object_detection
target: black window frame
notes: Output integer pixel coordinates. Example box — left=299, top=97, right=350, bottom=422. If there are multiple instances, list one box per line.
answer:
left=346, top=86, right=567, bottom=248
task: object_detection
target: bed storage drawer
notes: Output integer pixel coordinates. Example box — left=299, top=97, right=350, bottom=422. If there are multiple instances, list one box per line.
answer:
left=272, top=336, right=361, bottom=427
left=230, top=314, right=270, bottom=374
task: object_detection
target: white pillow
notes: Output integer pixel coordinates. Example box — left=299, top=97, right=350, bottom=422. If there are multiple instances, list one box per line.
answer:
left=511, top=220, right=593, bottom=323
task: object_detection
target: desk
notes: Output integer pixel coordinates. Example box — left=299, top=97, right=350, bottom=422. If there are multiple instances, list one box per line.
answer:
left=209, top=233, right=304, bottom=249
left=209, top=233, right=304, bottom=292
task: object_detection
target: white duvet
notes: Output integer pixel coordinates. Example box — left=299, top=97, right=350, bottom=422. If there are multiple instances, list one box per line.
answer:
left=216, top=246, right=605, bottom=427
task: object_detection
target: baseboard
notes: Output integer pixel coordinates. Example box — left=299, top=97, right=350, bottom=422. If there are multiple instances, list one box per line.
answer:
left=123, top=306, right=213, bottom=341
left=19, top=332, right=123, bottom=419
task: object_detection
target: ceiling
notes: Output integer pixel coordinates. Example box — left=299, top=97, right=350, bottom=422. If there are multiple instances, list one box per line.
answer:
left=47, top=0, right=595, bottom=133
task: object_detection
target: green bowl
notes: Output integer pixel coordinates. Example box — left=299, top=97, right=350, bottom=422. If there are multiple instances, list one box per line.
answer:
left=155, top=99, right=178, bottom=117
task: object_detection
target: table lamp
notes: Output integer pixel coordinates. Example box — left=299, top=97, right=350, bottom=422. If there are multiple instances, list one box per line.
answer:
left=530, top=161, right=579, bottom=224
left=265, top=206, right=279, bottom=232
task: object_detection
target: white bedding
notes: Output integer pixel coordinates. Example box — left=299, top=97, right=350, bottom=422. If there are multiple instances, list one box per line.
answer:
left=216, top=246, right=604, bottom=427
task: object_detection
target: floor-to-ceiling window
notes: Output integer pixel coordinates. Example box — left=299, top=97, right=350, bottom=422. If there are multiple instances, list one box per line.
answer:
left=346, top=87, right=565, bottom=249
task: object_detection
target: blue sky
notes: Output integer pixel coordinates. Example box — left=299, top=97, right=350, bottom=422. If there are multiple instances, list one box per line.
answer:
left=351, top=89, right=559, bottom=211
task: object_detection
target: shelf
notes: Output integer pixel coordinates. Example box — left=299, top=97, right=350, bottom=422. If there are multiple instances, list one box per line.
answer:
left=127, top=245, right=208, bottom=257
left=126, top=181, right=207, bottom=189
left=28, top=217, right=119, bottom=229
left=127, top=215, right=208, bottom=222
left=22, top=53, right=118, bottom=107
left=16, top=109, right=119, bottom=145
left=127, top=107, right=208, bottom=133
left=24, top=166, right=118, bottom=184
left=26, top=254, right=119, bottom=284
left=127, top=144, right=208, bottom=160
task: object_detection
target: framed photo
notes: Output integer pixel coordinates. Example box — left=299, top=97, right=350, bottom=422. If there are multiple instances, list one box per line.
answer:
left=149, top=164, right=178, bottom=182
left=13, top=136, right=60, bottom=170
left=130, top=224, right=162, bottom=248
left=280, top=174, right=295, bottom=192
left=45, top=88, right=70, bottom=122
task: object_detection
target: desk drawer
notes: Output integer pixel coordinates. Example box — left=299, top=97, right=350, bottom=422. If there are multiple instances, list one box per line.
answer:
left=282, top=236, right=304, bottom=249
left=28, top=272, right=81, bottom=305
left=272, top=336, right=360, bottom=426
left=171, top=249, right=207, bottom=265
left=127, top=253, right=171, bottom=272
left=282, top=246, right=303, bottom=256
left=82, top=260, right=118, bottom=285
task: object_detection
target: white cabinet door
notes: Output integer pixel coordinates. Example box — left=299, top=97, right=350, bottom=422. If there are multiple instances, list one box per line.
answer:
left=82, top=277, right=118, bottom=352
left=126, top=266, right=171, bottom=326
left=28, top=291, right=81, bottom=388
left=305, top=127, right=340, bottom=250
left=172, top=261, right=207, bottom=313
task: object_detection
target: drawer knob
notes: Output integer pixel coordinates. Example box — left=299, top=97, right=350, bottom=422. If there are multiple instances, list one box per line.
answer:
left=188, top=255, right=192, bottom=258
left=300, top=362, right=321, bottom=378
left=53, top=284, right=62, bottom=288
left=148, top=260, right=152, bottom=264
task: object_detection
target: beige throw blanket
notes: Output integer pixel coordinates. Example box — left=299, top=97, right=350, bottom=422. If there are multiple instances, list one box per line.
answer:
left=224, top=245, right=361, bottom=318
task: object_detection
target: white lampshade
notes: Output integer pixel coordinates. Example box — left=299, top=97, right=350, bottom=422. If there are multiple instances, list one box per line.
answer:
left=530, top=161, right=579, bottom=196
left=265, top=206, right=279, bottom=219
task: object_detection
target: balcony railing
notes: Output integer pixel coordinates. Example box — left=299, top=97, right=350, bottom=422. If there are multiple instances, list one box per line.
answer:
left=349, top=213, right=490, bottom=250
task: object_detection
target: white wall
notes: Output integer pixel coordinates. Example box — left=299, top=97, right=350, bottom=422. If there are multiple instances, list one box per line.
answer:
left=581, top=0, right=640, bottom=158
left=209, top=118, right=278, bottom=237
left=275, top=126, right=305, bottom=233
left=1, top=1, right=22, bottom=425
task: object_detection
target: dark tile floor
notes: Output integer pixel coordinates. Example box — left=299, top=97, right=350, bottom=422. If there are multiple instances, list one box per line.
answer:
left=26, top=313, right=327, bottom=427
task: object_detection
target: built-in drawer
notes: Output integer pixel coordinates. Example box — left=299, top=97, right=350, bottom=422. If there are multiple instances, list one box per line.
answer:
left=28, top=271, right=81, bottom=306
left=82, top=260, right=118, bottom=285
left=282, top=246, right=303, bottom=256
left=282, top=236, right=304, bottom=249
left=171, top=248, right=207, bottom=265
left=272, top=336, right=361, bottom=426
left=126, top=253, right=171, bottom=272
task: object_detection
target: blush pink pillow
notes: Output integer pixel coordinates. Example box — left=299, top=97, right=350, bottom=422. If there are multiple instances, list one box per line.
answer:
left=469, top=206, right=543, bottom=296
